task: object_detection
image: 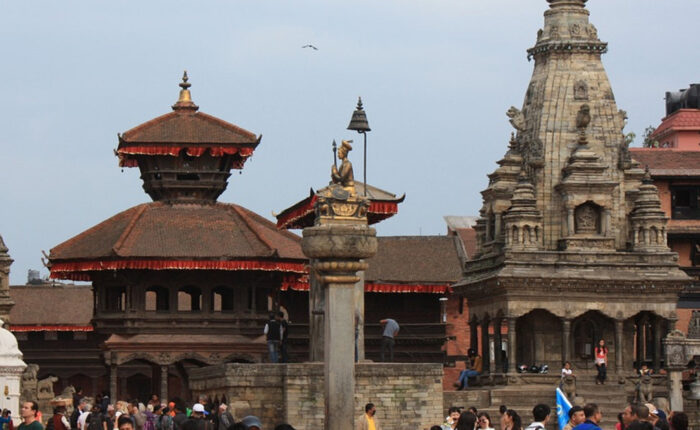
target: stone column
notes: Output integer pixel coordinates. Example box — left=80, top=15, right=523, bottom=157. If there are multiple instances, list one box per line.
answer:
left=668, top=370, right=684, bottom=411
left=481, top=318, right=491, bottom=374
left=354, top=267, right=365, bottom=361
left=506, top=317, right=517, bottom=374
left=562, top=318, right=571, bottom=364
left=636, top=317, right=644, bottom=368
left=302, top=188, right=377, bottom=430
left=567, top=208, right=575, bottom=236
left=664, top=331, right=687, bottom=411
left=470, top=320, right=479, bottom=353
left=109, top=364, right=118, bottom=403
left=653, top=317, right=662, bottom=372
left=160, top=365, right=169, bottom=403
left=308, top=259, right=324, bottom=361
left=493, top=319, right=503, bottom=373
left=495, top=213, right=503, bottom=240
left=615, top=319, right=624, bottom=374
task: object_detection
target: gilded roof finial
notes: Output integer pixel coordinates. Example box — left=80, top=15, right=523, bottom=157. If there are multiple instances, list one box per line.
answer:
left=173, top=70, right=198, bottom=111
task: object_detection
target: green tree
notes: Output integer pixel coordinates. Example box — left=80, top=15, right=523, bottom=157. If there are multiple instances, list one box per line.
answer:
left=642, top=126, right=659, bottom=148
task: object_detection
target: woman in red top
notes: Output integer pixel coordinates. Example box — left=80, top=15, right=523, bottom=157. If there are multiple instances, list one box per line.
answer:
left=594, top=339, right=608, bottom=385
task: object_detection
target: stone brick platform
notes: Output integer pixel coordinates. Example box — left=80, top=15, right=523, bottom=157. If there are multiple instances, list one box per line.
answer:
left=189, top=363, right=444, bottom=430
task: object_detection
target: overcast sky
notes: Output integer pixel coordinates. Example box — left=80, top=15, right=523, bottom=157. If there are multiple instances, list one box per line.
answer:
left=2, top=0, right=699, bottom=284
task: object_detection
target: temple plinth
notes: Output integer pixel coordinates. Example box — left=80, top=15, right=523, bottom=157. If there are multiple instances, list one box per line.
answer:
left=302, top=184, right=377, bottom=430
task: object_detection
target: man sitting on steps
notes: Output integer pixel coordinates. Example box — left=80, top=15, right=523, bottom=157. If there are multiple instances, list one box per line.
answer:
left=454, top=349, right=482, bottom=390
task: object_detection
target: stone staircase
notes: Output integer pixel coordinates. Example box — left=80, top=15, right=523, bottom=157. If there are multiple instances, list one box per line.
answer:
left=443, top=371, right=638, bottom=430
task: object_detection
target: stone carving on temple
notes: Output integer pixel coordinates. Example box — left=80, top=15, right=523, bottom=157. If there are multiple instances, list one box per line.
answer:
left=574, top=80, right=588, bottom=100
left=506, top=107, right=526, bottom=132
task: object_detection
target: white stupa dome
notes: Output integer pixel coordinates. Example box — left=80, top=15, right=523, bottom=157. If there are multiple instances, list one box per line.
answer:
left=0, top=320, right=26, bottom=367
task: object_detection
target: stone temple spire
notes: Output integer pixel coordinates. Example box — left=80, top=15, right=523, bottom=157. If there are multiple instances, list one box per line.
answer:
left=510, top=0, right=630, bottom=250
left=0, top=235, right=15, bottom=323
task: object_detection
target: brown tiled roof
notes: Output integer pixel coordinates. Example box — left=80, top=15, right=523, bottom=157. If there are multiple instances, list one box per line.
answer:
left=364, top=236, right=462, bottom=284
left=9, top=284, right=93, bottom=326
left=630, top=149, right=700, bottom=177
left=119, top=110, right=258, bottom=145
left=455, top=228, right=478, bottom=259
left=50, top=202, right=304, bottom=261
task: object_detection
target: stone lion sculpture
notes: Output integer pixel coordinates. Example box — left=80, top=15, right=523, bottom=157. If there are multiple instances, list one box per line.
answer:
left=637, top=374, right=653, bottom=403
left=37, top=376, right=59, bottom=400
left=561, top=374, right=576, bottom=400
left=20, top=364, right=40, bottom=403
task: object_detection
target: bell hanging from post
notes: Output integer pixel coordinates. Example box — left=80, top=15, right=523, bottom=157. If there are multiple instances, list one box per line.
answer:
left=347, top=97, right=371, bottom=133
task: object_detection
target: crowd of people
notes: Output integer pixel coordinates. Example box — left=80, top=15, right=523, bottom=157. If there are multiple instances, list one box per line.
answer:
left=5, top=392, right=297, bottom=430
left=432, top=402, right=689, bottom=430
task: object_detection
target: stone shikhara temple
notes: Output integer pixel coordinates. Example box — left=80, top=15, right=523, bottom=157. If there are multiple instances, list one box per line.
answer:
left=455, top=0, right=691, bottom=378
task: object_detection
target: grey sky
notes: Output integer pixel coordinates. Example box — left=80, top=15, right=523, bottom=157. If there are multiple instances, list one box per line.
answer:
left=2, top=0, right=698, bottom=284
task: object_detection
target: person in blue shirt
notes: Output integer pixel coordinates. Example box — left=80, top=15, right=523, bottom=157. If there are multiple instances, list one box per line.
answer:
left=573, top=404, right=603, bottom=430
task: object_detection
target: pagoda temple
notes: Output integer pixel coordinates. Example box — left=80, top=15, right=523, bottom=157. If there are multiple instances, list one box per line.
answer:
left=47, top=73, right=307, bottom=401
left=455, top=0, right=691, bottom=383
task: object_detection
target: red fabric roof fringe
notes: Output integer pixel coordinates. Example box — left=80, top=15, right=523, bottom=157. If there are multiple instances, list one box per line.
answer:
left=10, top=325, right=94, bottom=332
left=117, top=146, right=254, bottom=167
left=280, top=279, right=450, bottom=294
left=50, top=259, right=307, bottom=281
left=276, top=197, right=399, bottom=229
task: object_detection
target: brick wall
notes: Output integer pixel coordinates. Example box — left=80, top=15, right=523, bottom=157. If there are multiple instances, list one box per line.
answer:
left=189, top=363, right=444, bottom=430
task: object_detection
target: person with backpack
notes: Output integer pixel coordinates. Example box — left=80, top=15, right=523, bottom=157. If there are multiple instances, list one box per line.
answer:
left=71, top=400, right=87, bottom=430
left=181, top=405, right=210, bottom=430
left=157, top=408, right=173, bottom=430
left=86, top=405, right=107, bottom=430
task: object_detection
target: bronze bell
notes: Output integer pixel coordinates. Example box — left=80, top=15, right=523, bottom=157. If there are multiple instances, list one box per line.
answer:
left=347, top=97, right=371, bottom=132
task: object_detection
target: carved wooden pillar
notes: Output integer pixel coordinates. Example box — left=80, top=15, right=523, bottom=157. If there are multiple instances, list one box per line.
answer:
left=109, top=364, right=118, bottom=403
left=493, top=318, right=503, bottom=373
left=507, top=317, right=517, bottom=374
left=615, top=319, right=624, bottom=374
left=562, top=318, right=571, bottom=364
left=481, top=318, right=491, bottom=374
left=636, top=316, right=645, bottom=367
left=653, top=316, right=662, bottom=372
left=160, top=365, right=169, bottom=403
left=470, top=320, right=479, bottom=353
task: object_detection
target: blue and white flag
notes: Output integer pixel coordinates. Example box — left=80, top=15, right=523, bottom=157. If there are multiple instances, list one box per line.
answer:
left=556, top=387, right=572, bottom=430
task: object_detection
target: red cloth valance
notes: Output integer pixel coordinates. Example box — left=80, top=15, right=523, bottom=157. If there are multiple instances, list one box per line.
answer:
left=51, top=259, right=307, bottom=281
left=276, top=196, right=399, bottom=229
left=10, top=325, right=94, bottom=332
left=117, top=146, right=254, bottom=167
left=280, top=279, right=449, bottom=294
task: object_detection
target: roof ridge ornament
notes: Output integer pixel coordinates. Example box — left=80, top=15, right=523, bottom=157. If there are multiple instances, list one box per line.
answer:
left=172, top=70, right=199, bottom=111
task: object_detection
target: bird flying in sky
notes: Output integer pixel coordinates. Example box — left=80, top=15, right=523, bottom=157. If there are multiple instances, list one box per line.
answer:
left=301, top=44, right=318, bottom=50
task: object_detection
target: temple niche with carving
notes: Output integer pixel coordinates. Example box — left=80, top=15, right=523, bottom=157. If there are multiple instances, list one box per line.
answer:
left=455, top=0, right=691, bottom=380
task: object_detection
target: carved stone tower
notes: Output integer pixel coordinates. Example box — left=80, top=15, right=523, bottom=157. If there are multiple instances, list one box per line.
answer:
left=456, top=0, right=690, bottom=379
left=0, top=235, right=15, bottom=323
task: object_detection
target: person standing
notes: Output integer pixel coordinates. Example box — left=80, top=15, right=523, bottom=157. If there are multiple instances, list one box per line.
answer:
left=278, top=311, right=290, bottom=363
left=594, top=340, right=608, bottom=385
left=524, top=404, right=550, bottom=430
left=357, top=403, right=379, bottom=430
left=264, top=313, right=282, bottom=363
left=213, top=405, right=234, bottom=430
left=18, top=402, right=43, bottom=430
left=572, top=404, right=603, bottom=430
left=563, top=406, right=585, bottom=430
left=379, top=318, right=399, bottom=362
